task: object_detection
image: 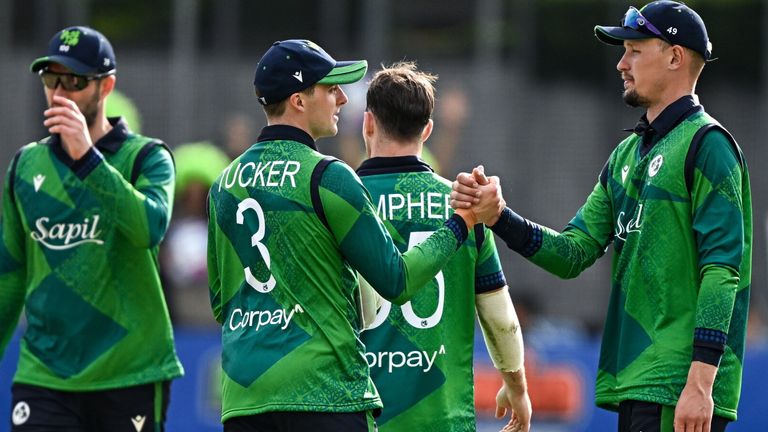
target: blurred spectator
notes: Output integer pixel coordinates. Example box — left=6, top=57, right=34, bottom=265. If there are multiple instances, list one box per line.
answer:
left=335, top=77, right=369, bottom=167
left=430, top=85, right=468, bottom=176
left=160, top=141, right=230, bottom=327
left=220, top=112, right=257, bottom=160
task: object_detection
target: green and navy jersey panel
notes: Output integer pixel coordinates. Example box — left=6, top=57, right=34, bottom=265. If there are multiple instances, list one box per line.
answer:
left=0, top=117, right=183, bottom=391
left=498, top=97, right=750, bottom=420
left=357, top=156, right=506, bottom=432
left=207, top=125, right=466, bottom=421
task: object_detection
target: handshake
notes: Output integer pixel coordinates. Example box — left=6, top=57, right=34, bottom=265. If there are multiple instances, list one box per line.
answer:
left=451, top=165, right=506, bottom=227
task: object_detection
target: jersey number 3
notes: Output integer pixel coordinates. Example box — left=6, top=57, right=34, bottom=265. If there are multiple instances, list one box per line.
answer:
left=236, top=198, right=276, bottom=293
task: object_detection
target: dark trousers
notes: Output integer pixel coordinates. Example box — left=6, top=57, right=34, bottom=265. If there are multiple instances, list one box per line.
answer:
left=10, top=381, right=170, bottom=432
left=224, top=411, right=377, bottom=432
left=618, top=400, right=729, bottom=432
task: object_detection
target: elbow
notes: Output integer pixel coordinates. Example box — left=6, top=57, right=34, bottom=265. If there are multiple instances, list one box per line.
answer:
left=389, top=292, right=409, bottom=306
left=548, top=263, right=586, bottom=280
left=146, top=215, right=171, bottom=248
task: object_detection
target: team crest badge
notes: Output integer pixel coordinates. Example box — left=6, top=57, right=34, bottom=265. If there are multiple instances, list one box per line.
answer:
left=648, top=155, right=663, bottom=177
left=12, top=401, right=30, bottom=425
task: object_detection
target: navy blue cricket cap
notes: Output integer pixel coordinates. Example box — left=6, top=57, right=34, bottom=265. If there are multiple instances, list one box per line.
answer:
left=254, top=39, right=368, bottom=106
left=594, top=1, right=713, bottom=61
left=30, top=26, right=116, bottom=75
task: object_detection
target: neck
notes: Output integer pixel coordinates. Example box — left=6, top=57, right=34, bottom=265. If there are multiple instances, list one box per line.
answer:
left=646, top=85, right=696, bottom=123
left=369, top=137, right=422, bottom=158
left=89, top=115, right=113, bottom=144
left=267, top=115, right=316, bottom=140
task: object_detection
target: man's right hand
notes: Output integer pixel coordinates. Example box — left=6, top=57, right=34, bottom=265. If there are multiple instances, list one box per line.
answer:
left=43, top=95, right=93, bottom=160
left=450, top=165, right=505, bottom=225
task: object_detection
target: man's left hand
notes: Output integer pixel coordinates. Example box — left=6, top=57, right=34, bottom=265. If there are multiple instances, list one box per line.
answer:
left=674, top=361, right=717, bottom=432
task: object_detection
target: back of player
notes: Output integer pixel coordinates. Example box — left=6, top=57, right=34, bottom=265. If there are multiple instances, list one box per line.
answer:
left=355, top=62, right=531, bottom=432
left=207, top=42, right=498, bottom=431
left=358, top=165, right=505, bottom=431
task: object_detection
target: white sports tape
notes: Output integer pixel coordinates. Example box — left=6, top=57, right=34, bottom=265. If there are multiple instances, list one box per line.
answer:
left=476, top=286, right=524, bottom=372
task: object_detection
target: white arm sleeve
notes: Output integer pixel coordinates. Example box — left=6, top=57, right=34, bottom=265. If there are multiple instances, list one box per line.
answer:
left=357, top=273, right=383, bottom=330
left=476, top=286, right=524, bottom=372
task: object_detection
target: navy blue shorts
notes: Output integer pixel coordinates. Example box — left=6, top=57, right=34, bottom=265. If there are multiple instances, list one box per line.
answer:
left=10, top=381, right=170, bottom=432
left=224, top=410, right=377, bottom=432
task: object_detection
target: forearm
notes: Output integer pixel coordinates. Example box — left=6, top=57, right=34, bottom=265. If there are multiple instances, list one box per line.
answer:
left=350, top=214, right=467, bottom=305
left=0, top=193, right=26, bottom=357
left=477, top=286, right=524, bottom=372
left=0, top=279, right=25, bottom=357
left=491, top=207, right=604, bottom=279
left=76, top=148, right=173, bottom=247
left=692, top=264, right=739, bottom=367
left=207, top=203, right=223, bottom=324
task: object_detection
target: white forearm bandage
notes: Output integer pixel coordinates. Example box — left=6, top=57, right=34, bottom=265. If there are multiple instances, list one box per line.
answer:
left=476, top=286, right=524, bottom=372
left=357, top=273, right=383, bottom=330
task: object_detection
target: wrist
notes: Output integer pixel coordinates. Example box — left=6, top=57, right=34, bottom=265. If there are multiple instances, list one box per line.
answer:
left=501, top=369, right=527, bottom=392
left=454, top=208, right=477, bottom=227
left=687, top=361, right=717, bottom=391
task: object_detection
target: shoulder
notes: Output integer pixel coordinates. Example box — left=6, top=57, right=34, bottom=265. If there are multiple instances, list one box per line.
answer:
left=10, top=141, right=47, bottom=167
left=322, top=159, right=362, bottom=184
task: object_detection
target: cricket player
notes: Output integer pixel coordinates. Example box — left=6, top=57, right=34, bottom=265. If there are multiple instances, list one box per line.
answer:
left=452, top=2, right=751, bottom=431
left=0, top=26, right=182, bottom=431
left=206, top=40, right=503, bottom=432
left=357, top=62, right=531, bottom=432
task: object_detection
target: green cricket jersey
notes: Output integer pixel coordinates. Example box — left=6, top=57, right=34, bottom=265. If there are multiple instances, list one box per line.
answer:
left=357, top=156, right=507, bottom=431
left=494, top=97, right=751, bottom=420
left=0, top=118, right=183, bottom=391
left=207, top=126, right=468, bottom=422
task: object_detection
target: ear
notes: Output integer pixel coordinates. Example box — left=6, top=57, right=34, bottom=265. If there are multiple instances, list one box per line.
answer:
left=362, top=111, right=376, bottom=157
left=669, top=45, right=685, bottom=71
left=420, top=119, right=434, bottom=144
left=287, top=92, right=305, bottom=113
left=100, top=75, right=116, bottom=99
left=362, top=111, right=375, bottom=140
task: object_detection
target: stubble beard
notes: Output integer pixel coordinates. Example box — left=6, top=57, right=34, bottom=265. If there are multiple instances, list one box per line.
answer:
left=81, top=86, right=102, bottom=128
left=622, top=88, right=650, bottom=108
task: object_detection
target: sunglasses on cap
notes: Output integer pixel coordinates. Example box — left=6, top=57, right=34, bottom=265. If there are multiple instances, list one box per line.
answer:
left=38, top=68, right=114, bottom=92
left=622, top=6, right=672, bottom=44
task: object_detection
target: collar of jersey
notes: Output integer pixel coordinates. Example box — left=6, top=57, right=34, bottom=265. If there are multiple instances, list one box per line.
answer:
left=256, top=125, right=317, bottom=151
left=356, top=155, right=434, bottom=177
left=625, top=95, right=703, bottom=145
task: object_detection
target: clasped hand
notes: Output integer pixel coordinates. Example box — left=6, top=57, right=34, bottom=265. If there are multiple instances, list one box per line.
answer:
left=450, top=165, right=505, bottom=226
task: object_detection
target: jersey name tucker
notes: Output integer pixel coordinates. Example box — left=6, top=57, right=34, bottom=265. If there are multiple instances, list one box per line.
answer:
left=218, top=160, right=301, bottom=191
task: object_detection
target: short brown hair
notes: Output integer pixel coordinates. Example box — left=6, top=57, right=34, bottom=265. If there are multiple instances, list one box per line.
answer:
left=366, top=62, right=437, bottom=141
left=259, top=85, right=316, bottom=118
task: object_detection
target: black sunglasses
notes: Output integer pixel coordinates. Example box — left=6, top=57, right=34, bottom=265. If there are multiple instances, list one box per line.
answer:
left=38, top=69, right=114, bottom=92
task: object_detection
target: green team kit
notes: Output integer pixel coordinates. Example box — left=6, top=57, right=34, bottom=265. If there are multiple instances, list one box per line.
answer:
left=357, top=156, right=506, bottom=431
left=501, top=98, right=750, bottom=420
left=0, top=118, right=183, bottom=390
left=207, top=126, right=467, bottom=422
